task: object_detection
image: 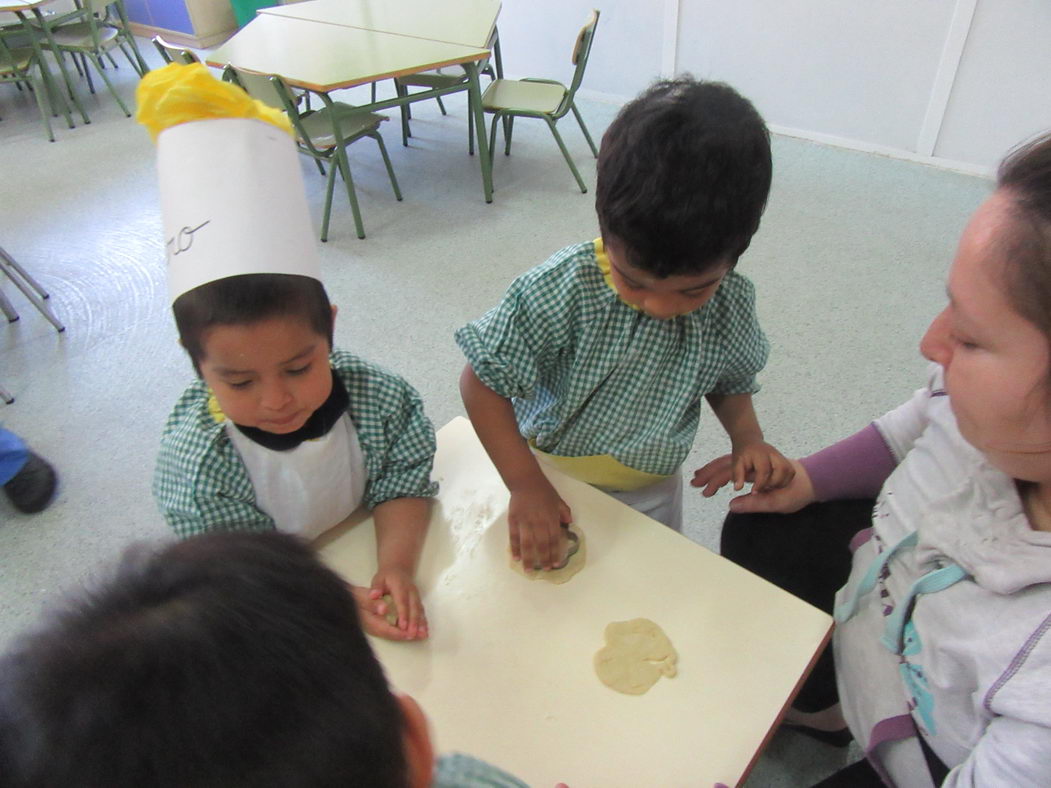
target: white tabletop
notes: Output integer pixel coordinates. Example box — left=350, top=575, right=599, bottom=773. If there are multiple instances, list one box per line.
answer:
left=316, top=418, right=832, bottom=787
left=259, top=0, right=501, bottom=49
left=205, top=13, right=490, bottom=92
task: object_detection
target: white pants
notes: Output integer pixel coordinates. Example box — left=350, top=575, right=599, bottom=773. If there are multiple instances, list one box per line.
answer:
left=606, top=472, right=682, bottom=532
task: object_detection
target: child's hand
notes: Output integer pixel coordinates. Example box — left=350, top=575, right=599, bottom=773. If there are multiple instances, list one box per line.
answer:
left=732, top=440, right=795, bottom=493
left=369, top=568, right=428, bottom=640
left=508, top=478, right=573, bottom=572
left=691, top=441, right=794, bottom=496
left=348, top=582, right=426, bottom=642
left=692, top=457, right=815, bottom=514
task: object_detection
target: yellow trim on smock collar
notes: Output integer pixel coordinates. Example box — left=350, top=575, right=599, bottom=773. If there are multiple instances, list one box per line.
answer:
left=593, top=237, right=639, bottom=311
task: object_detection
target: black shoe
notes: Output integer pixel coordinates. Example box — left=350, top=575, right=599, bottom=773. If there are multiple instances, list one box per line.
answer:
left=4, top=451, right=57, bottom=514
left=782, top=722, right=854, bottom=748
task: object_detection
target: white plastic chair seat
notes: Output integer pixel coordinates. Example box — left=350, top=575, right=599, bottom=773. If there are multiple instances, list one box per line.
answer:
left=297, top=105, right=387, bottom=150
left=397, top=66, right=468, bottom=89
left=0, top=46, right=33, bottom=74
left=48, top=22, right=120, bottom=50
left=482, top=79, right=566, bottom=115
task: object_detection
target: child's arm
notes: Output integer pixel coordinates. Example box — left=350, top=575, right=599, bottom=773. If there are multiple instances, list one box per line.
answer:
left=460, top=364, right=571, bottom=572
left=370, top=496, right=430, bottom=640
left=703, top=392, right=794, bottom=492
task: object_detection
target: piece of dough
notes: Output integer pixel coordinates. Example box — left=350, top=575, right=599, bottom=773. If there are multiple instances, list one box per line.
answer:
left=381, top=594, right=398, bottom=626
left=594, top=618, right=678, bottom=695
left=508, top=526, right=586, bottom=584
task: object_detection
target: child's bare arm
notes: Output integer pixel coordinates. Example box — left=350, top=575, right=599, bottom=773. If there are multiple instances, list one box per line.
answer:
left=371, top=496, right=430, bottom=640
left=703, top=392, right=794, bottom=492
left=459, top=365, right=571, bottom=571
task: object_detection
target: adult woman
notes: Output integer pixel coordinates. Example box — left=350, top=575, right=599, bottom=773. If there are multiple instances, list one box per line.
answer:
left=696, top=132, right=1051, bottom=786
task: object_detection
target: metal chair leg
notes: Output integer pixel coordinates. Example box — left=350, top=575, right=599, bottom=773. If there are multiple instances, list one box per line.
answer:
left=0, top=386, right=13, bottom=405
left=0, top=290, right=18, bottom=322
left=545, top=116, right=587, bottom=193
left=0, top=245, right=65, bottom=332
left=319, top=155, right=338, bottom=243
left=571, top=102, right=598, bottom=157
left=372, top=132, right=402, bottom=202
left=335, top=149, right=366, bottom=240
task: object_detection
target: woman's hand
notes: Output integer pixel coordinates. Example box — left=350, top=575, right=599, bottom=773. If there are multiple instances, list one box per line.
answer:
left=692, top=457, right=815, bottom=514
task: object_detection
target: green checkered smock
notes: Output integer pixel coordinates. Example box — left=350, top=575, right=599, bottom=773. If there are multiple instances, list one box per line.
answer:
left=455, top=241, right=769, bottom=476
left=153, top=349, right=438, bottom=539
left=433, top=753, right=528, bottom=787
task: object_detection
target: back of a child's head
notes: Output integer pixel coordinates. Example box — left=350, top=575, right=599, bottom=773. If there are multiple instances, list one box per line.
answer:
left=173, top=273, right=334, bottom=374
left=997, top=131, right=1051, bottom=358
left=596, top=76, right=772, bottom=277
left=0, top=532, right=407, bottom=788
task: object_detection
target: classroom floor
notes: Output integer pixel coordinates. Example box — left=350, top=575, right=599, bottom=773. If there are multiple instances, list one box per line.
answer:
left=1, top=41, right=992, bottom=785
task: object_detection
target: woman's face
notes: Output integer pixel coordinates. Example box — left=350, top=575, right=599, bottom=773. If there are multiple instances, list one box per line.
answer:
left=920, top=190, right=1051, bottom=483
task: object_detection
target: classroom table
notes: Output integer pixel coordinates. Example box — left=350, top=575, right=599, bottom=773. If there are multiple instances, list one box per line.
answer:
left=205, top=12, right=497, bottom=202
left=1, top=0, right=79, bottom=129
left=315, top=417, right=833, bottom=787
left=258, top=0, right=500, bottom=49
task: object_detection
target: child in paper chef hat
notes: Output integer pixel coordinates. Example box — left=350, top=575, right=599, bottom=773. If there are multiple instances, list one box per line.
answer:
left=140, top=65, right=435, bottom=641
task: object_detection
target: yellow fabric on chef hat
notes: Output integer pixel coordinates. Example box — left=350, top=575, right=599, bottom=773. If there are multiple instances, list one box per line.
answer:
left=134, top=62, right=321, bottom=303
left=136, top=62, right=292, bottom=141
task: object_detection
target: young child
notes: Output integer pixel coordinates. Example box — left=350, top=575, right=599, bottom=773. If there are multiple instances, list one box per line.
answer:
left=713, top=133, right=1051, bottom=785
left=456, top=77, right=793, bottom=570
left=140, top=65, right=435, bottom=641
left=0, top=531, right=532, bottom=788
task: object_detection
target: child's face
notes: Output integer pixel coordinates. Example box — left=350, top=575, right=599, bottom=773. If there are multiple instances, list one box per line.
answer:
left=605, top=239, right=730, bottom=320
left=921, top=190, right=1051, bottom=482
left=198, top=316, right=334, bottom=434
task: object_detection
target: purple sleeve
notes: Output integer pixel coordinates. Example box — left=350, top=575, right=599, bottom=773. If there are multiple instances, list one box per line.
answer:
left=799, top=423, right=897, bottom=501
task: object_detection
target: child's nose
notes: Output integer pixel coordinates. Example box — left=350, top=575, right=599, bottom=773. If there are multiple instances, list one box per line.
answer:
left=642, top=294, right=681, bottom=321
left=920, top=309, right=951, bottom=366
left=260, top=379, right=293, bottom=409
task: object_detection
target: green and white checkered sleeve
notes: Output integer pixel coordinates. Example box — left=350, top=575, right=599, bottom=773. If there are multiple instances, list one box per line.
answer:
left=433, top=753, right=529, bottom=788
left=709, top=273, right=770, bottom=396
left=454, top=257, right=575, bottom=400
left=153, top=392, right=274, bottom=538
left=355, top=370, right=438, bottom=510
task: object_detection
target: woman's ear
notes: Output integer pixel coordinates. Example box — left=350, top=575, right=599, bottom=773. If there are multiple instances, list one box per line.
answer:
left=395, top=692, right=435, bottom=788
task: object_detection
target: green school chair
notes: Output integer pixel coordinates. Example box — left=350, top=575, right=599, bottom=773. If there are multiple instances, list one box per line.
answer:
left=151, top=34, right=199, bottom=66
left=482, top=9, right=600, bottom=193
left=224, top=65, right=402, bottom=242
left=394, top=26, right=502, bottom=152
left=34, top=0, right=149, bottom=119
left=0, top=29, right=57, bottom=141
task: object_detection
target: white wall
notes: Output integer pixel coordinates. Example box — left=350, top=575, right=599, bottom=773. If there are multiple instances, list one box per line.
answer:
left=497, top=0, right=663, bottom=101
left=499, top=0, right=1051, bottom=173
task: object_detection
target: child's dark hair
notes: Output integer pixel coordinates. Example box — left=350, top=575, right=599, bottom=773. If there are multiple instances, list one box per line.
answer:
left=0, top=532, right=407, bottom=788
left=173, top=274, right=334, bottom=374
left=596, top=76, right=772, bottom=277
left=997, top=131, right=1051, bottom=361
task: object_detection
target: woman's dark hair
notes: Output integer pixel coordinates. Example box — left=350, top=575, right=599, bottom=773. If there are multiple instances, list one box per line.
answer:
left=0, top=532, right=407, bottom=788
left=997, top=132, right=1051, bottom=356
left=173, top=274, right=334, bottom=374
left=595, top=76, right=772, bottom=278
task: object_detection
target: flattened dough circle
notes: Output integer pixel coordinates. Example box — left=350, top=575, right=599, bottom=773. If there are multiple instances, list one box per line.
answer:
left=594, top=618, right=678, bottom=695
left=508, top=525, right=586, bottom=584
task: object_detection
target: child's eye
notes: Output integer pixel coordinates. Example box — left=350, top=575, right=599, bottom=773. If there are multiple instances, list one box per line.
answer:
left=228, top=380, right=253, bottom=390
left=286, top=364, right=311, bottom=376
left=951, top=334, right=979, bottom=350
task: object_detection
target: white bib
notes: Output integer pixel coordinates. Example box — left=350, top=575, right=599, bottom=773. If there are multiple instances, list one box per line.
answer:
left=226, top=414, right=365, bottom=539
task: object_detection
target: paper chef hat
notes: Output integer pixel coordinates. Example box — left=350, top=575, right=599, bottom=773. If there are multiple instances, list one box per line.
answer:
left=136, top=64, right=320, bottom=302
